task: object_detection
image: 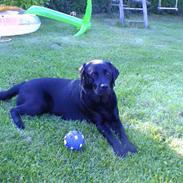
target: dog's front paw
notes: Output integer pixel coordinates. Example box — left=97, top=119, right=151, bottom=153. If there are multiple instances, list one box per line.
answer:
left=128, top=143, right=137, bottom=154
left=116, top=143, right=137, bottom=158
left=123, top=143, right=137, bottom=156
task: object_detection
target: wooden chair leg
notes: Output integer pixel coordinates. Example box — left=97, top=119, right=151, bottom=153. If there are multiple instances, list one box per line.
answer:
left=142, top=0, right=148, bottom=28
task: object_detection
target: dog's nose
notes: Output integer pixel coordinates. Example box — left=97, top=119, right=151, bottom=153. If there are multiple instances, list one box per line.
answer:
left=100, top=84, right=109, bottom=90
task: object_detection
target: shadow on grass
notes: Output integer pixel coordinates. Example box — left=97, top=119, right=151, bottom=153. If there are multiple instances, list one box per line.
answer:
left=0, top=109, right=182, bottom=182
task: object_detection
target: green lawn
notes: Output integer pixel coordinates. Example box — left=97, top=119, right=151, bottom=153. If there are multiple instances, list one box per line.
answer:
left=0, top=14, right=183, bottom=182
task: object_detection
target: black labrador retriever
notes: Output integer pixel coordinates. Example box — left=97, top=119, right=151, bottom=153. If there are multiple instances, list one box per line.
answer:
left=0, top=59, right=137, bottom=157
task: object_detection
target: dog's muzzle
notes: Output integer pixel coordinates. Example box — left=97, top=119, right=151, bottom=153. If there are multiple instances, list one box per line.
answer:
left=94, top=83, right=110, bottom=96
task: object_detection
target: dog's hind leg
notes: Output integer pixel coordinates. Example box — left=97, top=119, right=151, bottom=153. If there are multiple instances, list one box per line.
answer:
left=10, top=103, right=44, bottom=129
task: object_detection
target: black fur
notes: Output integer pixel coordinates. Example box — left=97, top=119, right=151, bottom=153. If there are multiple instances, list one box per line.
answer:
left=0, top=59, right=137, bottom=157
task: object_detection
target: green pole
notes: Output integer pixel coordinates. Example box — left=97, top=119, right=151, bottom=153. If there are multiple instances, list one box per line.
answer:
left=25, top=0, right=92, bottom=36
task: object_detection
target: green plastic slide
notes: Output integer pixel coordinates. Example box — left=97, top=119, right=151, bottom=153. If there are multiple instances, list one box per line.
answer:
left=25, top=0, right=92, bottom=36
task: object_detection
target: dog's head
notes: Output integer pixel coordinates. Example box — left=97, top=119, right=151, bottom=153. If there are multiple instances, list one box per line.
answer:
left=80, top=59, right=119, bottom=96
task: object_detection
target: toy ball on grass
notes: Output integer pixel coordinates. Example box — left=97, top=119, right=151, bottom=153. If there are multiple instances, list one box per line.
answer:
left=64, top=130, right=85, bottom=151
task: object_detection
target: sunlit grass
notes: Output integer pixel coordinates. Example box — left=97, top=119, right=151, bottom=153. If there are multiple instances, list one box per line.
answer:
left=0, top=14, right=183, bottom=182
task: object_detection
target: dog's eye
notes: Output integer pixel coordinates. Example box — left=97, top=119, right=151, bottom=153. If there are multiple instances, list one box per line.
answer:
left=105, top=71, right=111, bottom=78
left=91, top=72, right=98, bottom=78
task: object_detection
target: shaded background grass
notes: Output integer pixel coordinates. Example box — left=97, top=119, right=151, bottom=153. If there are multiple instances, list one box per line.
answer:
left=0, top=14, right=183, bottom=182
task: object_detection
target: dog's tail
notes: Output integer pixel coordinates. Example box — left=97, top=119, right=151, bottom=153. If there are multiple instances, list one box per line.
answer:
left=0, top=82, right=25, bottom=100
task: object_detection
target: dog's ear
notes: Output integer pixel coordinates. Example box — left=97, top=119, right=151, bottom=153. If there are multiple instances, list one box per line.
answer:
left=79, top=63, right=86, bottom=76
left=106, top=61, right=119, bottom=80
left=79, top=63, right=93, bottom=88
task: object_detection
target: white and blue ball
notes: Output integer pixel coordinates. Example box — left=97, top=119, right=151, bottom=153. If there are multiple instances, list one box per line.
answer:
left=64, top=130, right=85, bottom=151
